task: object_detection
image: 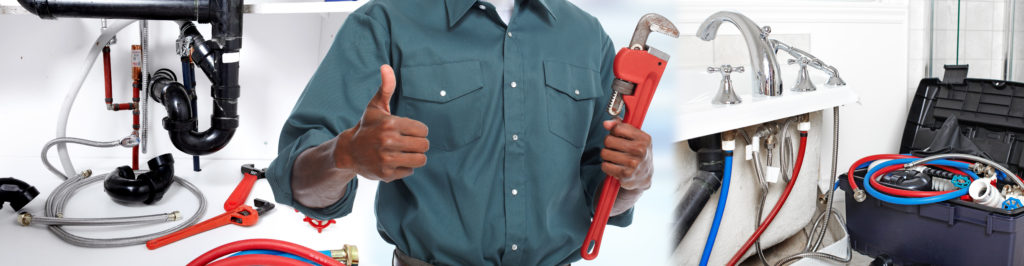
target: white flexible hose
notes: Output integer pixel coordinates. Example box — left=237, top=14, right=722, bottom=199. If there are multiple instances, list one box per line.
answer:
left=55, top=20, right=138, bottom=177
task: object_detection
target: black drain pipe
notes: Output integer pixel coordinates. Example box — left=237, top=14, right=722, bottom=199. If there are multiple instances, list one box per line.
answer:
left=19, top=0, right=243, bottom=156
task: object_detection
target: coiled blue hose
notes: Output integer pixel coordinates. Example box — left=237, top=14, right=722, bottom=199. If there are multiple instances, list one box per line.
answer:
left=230, top=249, right=334, bottom=265
left=699, top=151, right=732, bottom=266
left=861, top=158, right=976, bottom=205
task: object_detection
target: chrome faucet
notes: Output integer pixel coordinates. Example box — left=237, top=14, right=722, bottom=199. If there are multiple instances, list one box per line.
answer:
left=697, top=11, right=783, bottom=97
left=771, top=39, right=847, bottom=88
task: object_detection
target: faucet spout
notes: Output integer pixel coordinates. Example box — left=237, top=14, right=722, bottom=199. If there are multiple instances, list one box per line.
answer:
left=697, top=11, right=783, bottom=97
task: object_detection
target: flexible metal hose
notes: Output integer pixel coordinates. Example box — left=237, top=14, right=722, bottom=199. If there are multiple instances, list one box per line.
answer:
left=774, top=208, right=851, bottom=266
left=39, top=171, right=207, bottom=247
left=806, top=106, right=839, bottom=250
left=35, top=137, right=207, bottom=247
left=23, top=212, right=177, bottom=226
left=908, top=153, right=1023, bottom=187
left=42, top=137, right=136, bottom=180
left=140, top=20, right=150, bottom=154
left=737, top=129, right=770, bottom=266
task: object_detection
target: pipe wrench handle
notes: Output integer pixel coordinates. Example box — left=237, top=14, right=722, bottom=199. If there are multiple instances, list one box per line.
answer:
left=224, top=173, right=258, bottom=211
left=146, top=205, right=257, bottom=250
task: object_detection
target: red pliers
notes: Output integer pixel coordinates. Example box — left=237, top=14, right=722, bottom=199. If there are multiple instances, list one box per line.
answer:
left=581, top=13, right=678, bottom=260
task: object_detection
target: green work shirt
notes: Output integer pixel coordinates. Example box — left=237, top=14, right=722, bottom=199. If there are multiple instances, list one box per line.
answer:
left=266, top=0, right=633, bottom=264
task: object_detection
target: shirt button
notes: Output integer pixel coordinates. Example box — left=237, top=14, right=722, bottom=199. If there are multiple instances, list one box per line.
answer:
left=478, top=4, right=486, bottom=10
left=512, top=244, right=519, bottom=251
left=574, top=89, right=580, bottom=95
left=440, top=90, right=447, bottom=97
left=512, top=189, right=518, bottom=196
left=507, top=32, right=512, bottom=38
left=512, top=134, right=519, bottom=141
left=510, top=81, right=517, bottom=88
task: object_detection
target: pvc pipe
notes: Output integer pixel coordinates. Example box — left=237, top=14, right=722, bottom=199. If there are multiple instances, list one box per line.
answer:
left=969, top=178, right=1003, bottom=208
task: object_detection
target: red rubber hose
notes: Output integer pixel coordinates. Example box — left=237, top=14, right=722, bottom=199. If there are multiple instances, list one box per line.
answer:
left=846, top=154, right=915, bottom=192
left=726, top=133, right=807, bottom=266
left=207, top=254, right=308, bottom=266
left=188, top=239, right=344, bottom=266
left=868, top=164, right=972, bottom=197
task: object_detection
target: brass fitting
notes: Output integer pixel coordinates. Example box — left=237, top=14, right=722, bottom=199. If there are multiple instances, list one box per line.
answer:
left=853, top=189, right=867, bottom=202
left=17, top=212, right=32, bottom=226
left=168, top=211, right=181, bottom=221
left=330, top=244, right=359, bottom=265
left=721, top=130, right=735, bottom=142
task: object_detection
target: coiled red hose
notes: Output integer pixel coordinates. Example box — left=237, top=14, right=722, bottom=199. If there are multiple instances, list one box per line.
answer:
left=727, top=132, right=807, bottom=266
left=188, top=239, right=344, bottom=266
left=207, top=254, right=308, bottom=266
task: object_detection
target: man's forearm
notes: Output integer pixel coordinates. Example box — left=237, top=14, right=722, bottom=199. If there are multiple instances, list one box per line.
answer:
left=291, top=136, right=357, bottom=209
left=610, top=187, right=644, bottom=216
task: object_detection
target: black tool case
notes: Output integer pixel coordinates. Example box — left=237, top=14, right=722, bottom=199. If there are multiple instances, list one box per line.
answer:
left=839, top=65, right=1024, bottom=265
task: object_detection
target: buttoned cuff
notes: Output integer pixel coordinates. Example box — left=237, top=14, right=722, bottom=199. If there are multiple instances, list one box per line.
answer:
left=267, top=130, right=359, bottom=221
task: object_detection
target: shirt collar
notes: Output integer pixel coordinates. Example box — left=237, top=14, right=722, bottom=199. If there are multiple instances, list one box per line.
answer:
left=445, top=0, right=558, bottom=28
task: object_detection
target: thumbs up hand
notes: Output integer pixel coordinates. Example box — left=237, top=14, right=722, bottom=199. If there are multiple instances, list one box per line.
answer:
left=334, top=65, right=430, bottom=182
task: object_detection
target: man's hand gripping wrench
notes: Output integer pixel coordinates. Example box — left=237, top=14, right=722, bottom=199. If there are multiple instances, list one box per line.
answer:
left=581, top=13, right=678, bottom=260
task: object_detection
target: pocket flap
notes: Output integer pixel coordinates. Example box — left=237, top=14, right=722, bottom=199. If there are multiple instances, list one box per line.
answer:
left=543, top=61, right=603, bottom=100
left=401, top=61, right=483, bottom=103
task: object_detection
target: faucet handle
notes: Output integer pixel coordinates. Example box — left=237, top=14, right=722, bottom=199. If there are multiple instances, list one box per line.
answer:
left=708, top=65, right=744, bottom=75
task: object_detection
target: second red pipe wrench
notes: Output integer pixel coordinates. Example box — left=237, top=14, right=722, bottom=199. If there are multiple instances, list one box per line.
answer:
left=224, top=164, right=266, bottom=211
left=581, top=13, right=678, bottom=260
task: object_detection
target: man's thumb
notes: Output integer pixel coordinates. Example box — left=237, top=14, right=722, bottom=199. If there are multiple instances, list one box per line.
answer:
left=369, top=64, right=397, bottom=113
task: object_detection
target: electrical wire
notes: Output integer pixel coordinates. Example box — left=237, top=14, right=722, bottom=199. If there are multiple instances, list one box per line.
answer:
left=56, top=19, right=137, bottom=178
left=727, top=131, right=807, bottom=266
left=698, top=148, right=733, bottom=266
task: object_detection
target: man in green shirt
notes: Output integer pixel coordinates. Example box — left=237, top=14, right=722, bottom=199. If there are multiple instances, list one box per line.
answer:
left=266, top=0, right=654, bottom=264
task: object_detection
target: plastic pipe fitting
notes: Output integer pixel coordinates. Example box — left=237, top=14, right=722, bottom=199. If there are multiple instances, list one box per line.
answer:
left=969, top=178, right=1004, bottom=208
left=0, top=177, right=40, bottom=211
left=104, top=154, right=175, bottom=204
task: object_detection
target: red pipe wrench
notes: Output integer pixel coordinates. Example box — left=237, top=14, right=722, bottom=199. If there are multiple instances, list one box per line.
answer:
left=147, top=199, right=275, bottom=250
left=224, top=164, right=266, bottom=211
left=581, top=13, right=678, bottom=260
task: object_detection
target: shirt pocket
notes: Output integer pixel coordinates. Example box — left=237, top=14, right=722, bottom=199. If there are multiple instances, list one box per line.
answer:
left=398, top=61, right=485, bottom=152
left=543, top=60, right=603, bottom=148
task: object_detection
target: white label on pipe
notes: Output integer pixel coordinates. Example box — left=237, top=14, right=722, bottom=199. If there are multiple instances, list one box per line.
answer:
left=745, top=145, right=754, bottom=160
left=222, top=52, right=240, bottom=63
left=767, top=166, right=781, bottom=183
left=751, top=136, right=761, bottom=153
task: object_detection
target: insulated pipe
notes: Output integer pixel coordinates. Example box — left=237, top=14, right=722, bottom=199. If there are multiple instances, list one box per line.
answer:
left=17, top=0, right=211, bottom=21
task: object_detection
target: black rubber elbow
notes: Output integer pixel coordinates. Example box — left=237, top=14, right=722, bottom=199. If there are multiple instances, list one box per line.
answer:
left=673, top=148, right=725, bottom=245
left=0, top=177, right=40, bottom=211
left=104, top=154, right=176, bottom=204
